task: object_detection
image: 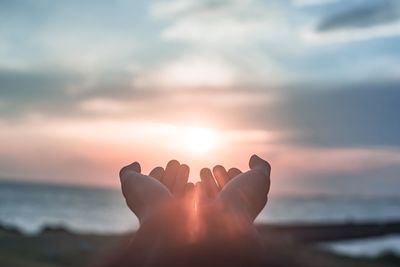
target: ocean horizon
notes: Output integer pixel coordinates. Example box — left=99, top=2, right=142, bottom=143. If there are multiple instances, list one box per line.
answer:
left=1, top=179, right=400, bottom=235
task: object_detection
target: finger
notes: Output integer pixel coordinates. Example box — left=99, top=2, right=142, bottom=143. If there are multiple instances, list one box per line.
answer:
left=200, top=168, right=219, bottom=198
left=149, top=166, right=165, bottom=181
left=119, top=162, right=141, bottom=184
left=217, top=155, right=271, bottom=221
left=227, top=168, right=242, bottom=180
left=212, top=165, right=229, bottom=189
left=118, top=162, right=172, bottom=222
left=195, top=181, right=208, bottom=204
left=185, top=182, right=195, bottom=195
left=249, top=154, right=271, bottom=176
left=163, top=160, right=180, bottom=191
left=173, top=164, right=190, bottom=197
left=184, top=182, right=195, bottom=200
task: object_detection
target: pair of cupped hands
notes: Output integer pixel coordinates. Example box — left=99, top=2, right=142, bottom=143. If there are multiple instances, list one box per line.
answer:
left=119, top=155, right=271, bottom=225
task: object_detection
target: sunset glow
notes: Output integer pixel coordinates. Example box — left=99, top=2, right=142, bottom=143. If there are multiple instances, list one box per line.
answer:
left=0, top=0, right=399, bottom=197
left=183, top=127, right=218, bottom=155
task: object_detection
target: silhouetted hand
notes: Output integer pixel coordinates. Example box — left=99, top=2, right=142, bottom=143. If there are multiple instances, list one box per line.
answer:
left=199, top=165, right=242, bottom=198
left=117, top=155, right=271, bottom=267
left=119, top=160, right=192, bottom=223
left=147, top=160, right=192, bottom=198
left=119, top=162, right=168, bottom=223
left=217, top=155, right=271, bottom=221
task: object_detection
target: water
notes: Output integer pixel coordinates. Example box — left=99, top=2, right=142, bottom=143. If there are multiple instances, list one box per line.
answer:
left=2, top=180, right=400, bottom=257
left=258, top=194, right=400, bottom=224
left=1, top=180, right=400, bottom=235
left=321, top=235, right=400, bottom=257
left=0, top=181, right=136, bottom=234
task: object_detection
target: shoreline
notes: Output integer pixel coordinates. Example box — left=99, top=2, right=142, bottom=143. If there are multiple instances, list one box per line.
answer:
left=1, top=221, right=400, bottom=267
left=3, top=220, right=399, bottom=240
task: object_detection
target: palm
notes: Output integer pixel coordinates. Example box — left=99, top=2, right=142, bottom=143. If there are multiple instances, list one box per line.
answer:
left=120, top=155, right=270, bottom=224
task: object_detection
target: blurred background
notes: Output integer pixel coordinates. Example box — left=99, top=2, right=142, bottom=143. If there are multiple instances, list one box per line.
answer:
left=0, top=0, right=400, bottom=266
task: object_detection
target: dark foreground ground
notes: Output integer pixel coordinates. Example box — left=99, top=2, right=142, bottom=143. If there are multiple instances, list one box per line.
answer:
left=0, top=222, right=399, bottom=267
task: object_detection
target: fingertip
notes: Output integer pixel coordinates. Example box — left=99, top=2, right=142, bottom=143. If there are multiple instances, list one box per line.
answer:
left=200, top=168, right=211, bottom=177
left=164, top=159, right=181, bottom=190
left=227, top=167, right=242, bottom=179
left=180, top=164, right=190, bottom=174
left=212, top=165, right=224, bottom=172
left=130, top=161, right=141, bottom=173
left=249, top=154, right=259, bottom=166
left=151, top=166, right=164, bottom=173
left=149, top=166, right=165, bottom=181
left=175, top=164, right=190, bottom=189
left=119, top=161, right=141, bottom=183
left=249, top=154, right=271, bottom=174
left=212, top=165, right=229, bottom=188
left=167, top=160, right=180, bottom=168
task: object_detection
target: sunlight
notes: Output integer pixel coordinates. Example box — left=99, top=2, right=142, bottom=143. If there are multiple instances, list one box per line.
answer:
left=183, top=127, right=218, bottom=154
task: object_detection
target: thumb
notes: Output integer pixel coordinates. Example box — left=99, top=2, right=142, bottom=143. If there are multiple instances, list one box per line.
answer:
left=249, top=154, right=271, bottom=176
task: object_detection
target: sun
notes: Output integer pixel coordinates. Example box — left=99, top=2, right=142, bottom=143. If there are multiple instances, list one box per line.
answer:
left=183, top=127, right=218, bottom=154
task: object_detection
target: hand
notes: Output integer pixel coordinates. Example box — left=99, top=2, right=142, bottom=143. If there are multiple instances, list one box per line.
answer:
left=195, top=155, right=270, bottom=221
left=119, top=162, right=169, bottom=223
left=117, top=155, right=271, bottom=267
left=218, top=155, right=271, bottom=221
left=147, top=160, right=192, bottom=198
left=119, top=160, right=192, bottom=223
left=120, top=155, right=270, bottom=223
left=198, top=165, right=242, bottom=199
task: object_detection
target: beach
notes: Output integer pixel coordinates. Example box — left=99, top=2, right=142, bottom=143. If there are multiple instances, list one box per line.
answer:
left=2, top=180, right=400, bottom=234
left=1, top=181, right=400, bottom=266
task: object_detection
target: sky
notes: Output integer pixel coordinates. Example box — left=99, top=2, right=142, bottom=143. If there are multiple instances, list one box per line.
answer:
left=0, top=0, right=399, bottom=196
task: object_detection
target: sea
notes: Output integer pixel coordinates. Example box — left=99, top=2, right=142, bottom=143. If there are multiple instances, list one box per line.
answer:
left=1, top=180, right=400, bottom=257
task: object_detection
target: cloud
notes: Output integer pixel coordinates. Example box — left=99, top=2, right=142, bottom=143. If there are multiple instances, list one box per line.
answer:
left=1, top=116, right=399, bottom=194
left=292, top=0, right=339, bottom=7
left=0, top=0, right=149, bottom=71
left=151, top=0, right=292, bottom=47
left=1, top=0, right=400, bottom=195
left=162, top=81, right=400, bottom=148
left=304, top=22, right=400, bottom=44
left=151, top=0, right=232, bottom=19
left=0, top=68, right=158, bottom=119
left=276, top=81, right=400, bottom=147
left=0, top=0, right=399, bottom=150
left=304, top=0, right=400, bottom=43
left=281, top=161, right=400, bottom=196
left=149, top=0, right=294, bottom=87
left=317, top=0, right=400, bottom=32
left=0, top=69, right=80, bottom=118
left=1, top=67, right=400, bottom=149
left=134, top=55, right=237, bottom=89
left=266, top=145, right=400, bottom=195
